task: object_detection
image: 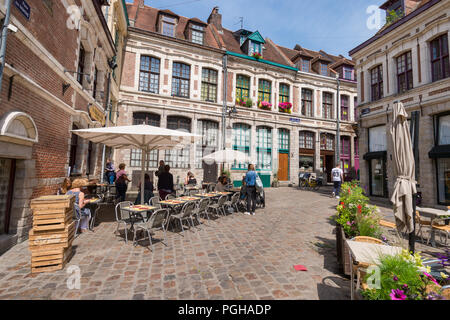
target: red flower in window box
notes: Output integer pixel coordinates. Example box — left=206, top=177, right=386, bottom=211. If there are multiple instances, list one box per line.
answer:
left=258, top=101, right=272, bottom=110
left=252, top=52, right=262, bottom=60
left=278, top=102, right=292, bottom=114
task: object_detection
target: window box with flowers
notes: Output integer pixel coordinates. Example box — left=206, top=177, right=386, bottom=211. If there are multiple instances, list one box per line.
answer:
left=236, top=97, right=253, bottom=108
left=278, top=102, right=292, bottom=114
left=252, top=52, right=262, bottom=60
left=258, top=101, right=272, bottom=110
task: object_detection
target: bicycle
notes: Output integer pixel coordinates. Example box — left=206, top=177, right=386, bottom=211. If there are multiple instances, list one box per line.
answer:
left=299, top=175, right=323, bottom=191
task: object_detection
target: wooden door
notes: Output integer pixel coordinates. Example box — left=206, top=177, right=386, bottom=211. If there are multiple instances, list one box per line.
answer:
left=278, top=153, right=289, bottom=181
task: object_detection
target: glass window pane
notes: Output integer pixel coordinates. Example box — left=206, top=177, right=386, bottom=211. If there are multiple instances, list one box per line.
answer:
left=439, top=115, right=450, bottom=145
left=369, top=126, right=387, bottom=152
left=437, top=158, right=450, bottom=205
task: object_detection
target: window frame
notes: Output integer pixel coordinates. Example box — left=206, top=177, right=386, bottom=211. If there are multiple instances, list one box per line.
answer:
left=340, top=95, right=349, bottom=121
left=370, top=65, right=384, bottom=101
left=165, top=116, right=192, bottom=169
left=77, top=44, right=85, bottom=85
left=322, top=92, right=333, bottom=119
left=301, top=88, right=313, bottom=117
left=196, top=120, right=219, bottom=169
left=301, top=58, right=310, bottom=72
left=430, top=33, right=449, bottom=82
left=171, top=62, right=191, bottom=98
left=232, top=123, right=251, bottom=170
left=256, top=126, right=272, bottom=171
left=139, top=55, right=160, bottom=94
left=161, top=15, right=176, bottom=37
left=320, top=62, right=328, bottom=76
left=299, top=131, right=314, bottom=150
left=320, top=133, right=335, bottom=151
left=201, top=68, right=218, bottom=103
left=396, top=51, right=413, bottom=93
left=236, top=75, right=250, bottom=100
left=130, top=112, right=161, bottom=168
left=258, top=79, right=271, bottom=103
left=279, top=83, right=290, bottom=103
left=190, top=24, right=205, bottom=45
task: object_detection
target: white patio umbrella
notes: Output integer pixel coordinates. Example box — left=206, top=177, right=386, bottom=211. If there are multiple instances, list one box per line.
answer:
left=202, top=149, right=251, bottom=164
left=389, top=102, right=417, bottom=235
left=72, top=124, right=201, bottom=204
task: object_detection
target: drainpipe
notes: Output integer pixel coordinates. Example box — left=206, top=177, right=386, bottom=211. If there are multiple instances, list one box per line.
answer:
left=221, top=54, right=228, bottom=173
left=0, top=0, right=13, bottom=94
left=100, top=71, right=112, bottom=183
left=335, top=73, right=341, bottom=167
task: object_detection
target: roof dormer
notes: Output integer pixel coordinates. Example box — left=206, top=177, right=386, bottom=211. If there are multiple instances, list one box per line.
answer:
left=239, top=30, right=265, bottom=58
left=156, top=10, right=179, bottom=37
left=185, top=18, right=207, bottom=45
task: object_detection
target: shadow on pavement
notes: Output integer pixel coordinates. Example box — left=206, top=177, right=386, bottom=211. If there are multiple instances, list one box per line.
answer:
left=313, top=236, right=340, bottom=275
left=317, top=276, right=350, bottom=300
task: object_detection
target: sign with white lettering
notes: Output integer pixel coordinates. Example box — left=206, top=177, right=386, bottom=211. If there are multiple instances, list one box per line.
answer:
left=14, top=0, right=30, bottom=20
left=289, top=118, right=300, bottom=123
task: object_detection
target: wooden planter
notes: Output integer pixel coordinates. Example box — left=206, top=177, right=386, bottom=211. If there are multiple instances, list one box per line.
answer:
left=336, top=223, right=351, bottom=276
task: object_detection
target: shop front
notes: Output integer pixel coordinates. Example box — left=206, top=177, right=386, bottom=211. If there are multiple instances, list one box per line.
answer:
left=364, top=125, right=388, bottom=197
left=320, top=133, right=335, bottom=182
left=299, top=131, right=315, bottom=173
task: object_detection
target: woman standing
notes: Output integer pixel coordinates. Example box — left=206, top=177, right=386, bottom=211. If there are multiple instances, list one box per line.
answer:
left=116, top=163, right=131, bottom=202
left=66, top=178, right=92, bottom=233
left=244, top=164, right=257, bottom=216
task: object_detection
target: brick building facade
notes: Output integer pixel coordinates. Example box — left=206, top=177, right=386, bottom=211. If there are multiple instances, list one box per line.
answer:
left=0, top=0, right=117, bottom=254
left=349, top=0, right=450, bottom=207
left=117, top=1, right=358, bottom=190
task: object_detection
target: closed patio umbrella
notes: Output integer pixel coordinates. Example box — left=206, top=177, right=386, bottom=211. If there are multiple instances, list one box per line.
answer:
left=72, top=124, right=200, bottom=204
left=202, top=149, right=251, bottom=164
left=389, top=102, right=417, bottom=246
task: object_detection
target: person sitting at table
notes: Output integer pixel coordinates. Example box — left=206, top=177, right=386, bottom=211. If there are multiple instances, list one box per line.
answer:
left=66, top=178, right=92, bottom=233
left=184, top=171, right=197, bottom=186
left=158, top=165, right=174, bottom=200
left=116, top=163, right=131, bottom=202
left=105, top=159, right=116, bottom=185
left=215, top=176, right=227, bottom=192
left=134, top=173, right=154, bottom=205
left=57, top=177, right=72, bottom=195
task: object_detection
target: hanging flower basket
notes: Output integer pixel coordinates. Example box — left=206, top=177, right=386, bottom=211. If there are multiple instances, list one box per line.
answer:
left=278, top=102, right=292, bottom=114
left=252, top=52, right=262, bottom=60
left=258, top=101, right=272, bottom=110
left=236, top=97, right=253, bottom=108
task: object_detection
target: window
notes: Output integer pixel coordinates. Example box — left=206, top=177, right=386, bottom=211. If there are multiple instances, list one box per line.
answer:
left=258, top=79, right=271, bottom=103
left=139, top=56, right=160, bottom=94
left=232, top=123, right=251, bottom=169
left=320, top=133, right=334, bottom=151
left=69, top=124, right=79, bottom=174
left=354, top=97, right=358, bottom=121
left=301, top=59, right=310, bottom=72
left=341, top=136, right=350, bottom=156
left=165, top=116, right=191, bottom=168
left=256, top=126, right=272, bottom=170
left=279, top=83, right=289, bottom=103
left=191, top=24, right=204, bottom=44
left=299, top=131, right=314, bottom=149
left=371, top=65, right=383, bottom=101
left=301, top=89, right=313, bottom=117
left=437, top=158, right=450, bottom=205
left=397, top=51, right=413, bottom=93
left=201, top=68, right=218, bottom=102
left=77, top=44, right=85, bottom=85
left=322, top=92, right=333, bottom=119
left=355, top=137, right=359, bottom=156
left=369, top=125, right=387, bottom=152
left=251, top=42, right=261, bottom=55
left=320, top=63, right=328, bottom=76
left=92, top=67, right=98, bottom=99
left=438, top=114, right=450, bottom=145
left=172, top=62, right=190, bottom=98
left=161, top=15, right=176, bottom=37
left=430, top=33, right=449, bottom=82
left=341, top=95, right=349, bottom=121
left=236, top=75, right=250, bottom=99
left=343, top=67, right=353, bottom=80
left=130, top=113, right=161, bottom=168
left=278, top=129, right=290, bottom=152
left=196, top=120, right=219, bottom=169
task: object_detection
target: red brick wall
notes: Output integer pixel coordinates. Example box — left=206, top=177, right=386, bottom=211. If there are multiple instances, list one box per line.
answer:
left=293, top=87, right=299, bottom=113
left=121, top=51, right=136, bottom=87
left=226, top=71, right=233, bottom=102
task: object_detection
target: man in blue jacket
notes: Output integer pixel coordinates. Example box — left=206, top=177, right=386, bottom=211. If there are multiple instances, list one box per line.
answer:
left=244, top=164, right=257, bottom=216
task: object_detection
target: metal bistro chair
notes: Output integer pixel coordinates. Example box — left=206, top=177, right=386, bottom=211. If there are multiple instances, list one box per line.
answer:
left=207, top=183, right=216, bottom=193
left=114, top=201, right=134, bottom=243
left=415, top=211, right=432, bottom=244
left=132, top=208, right=169, bottom=250
left=430, top=217, right=450, bottom=246
left=89, top=194, right=105, bottom=230
left=166, top=194, right=177, bottom=200
left=150, top=196, right=162, bottom=209
left=169, top=201, right=196, bottom=236
left=207, top=195, right=227, bottom=217
left=224, top=192, right=240, bottom=214
left=192, top=198, right=209, bottom=228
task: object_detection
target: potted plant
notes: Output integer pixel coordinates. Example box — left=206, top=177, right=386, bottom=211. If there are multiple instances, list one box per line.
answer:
left=252, top=52, right=262, bottom=60
left=361, top=250, right=448, bottom=300
left=258, top=101, right=272, bottom=110
left=271, top=172, right=279, bottom=188
left=236, top=97, right=253, bottom=108
left=278, top=102, right=292, bottom=114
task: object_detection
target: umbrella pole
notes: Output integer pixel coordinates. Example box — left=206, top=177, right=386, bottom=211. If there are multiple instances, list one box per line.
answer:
left=141, top=149, right=146, bottom=205
left=409, top=193, right=417, bottom=254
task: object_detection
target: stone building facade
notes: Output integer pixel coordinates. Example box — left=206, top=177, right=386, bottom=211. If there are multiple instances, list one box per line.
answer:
left=349, top=0, right=450, bottom=207
left=118, top=1, right=358, bottom=190
left=0, top=0, right=117, bottom=253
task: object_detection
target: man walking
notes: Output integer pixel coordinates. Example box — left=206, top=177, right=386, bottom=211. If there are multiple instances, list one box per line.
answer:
left=331, top=163, right=344, bottom=199
left=244, top=164, right=257, bottom=216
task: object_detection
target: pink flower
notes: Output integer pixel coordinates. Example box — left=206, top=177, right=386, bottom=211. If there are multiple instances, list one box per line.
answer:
left=390, top=289, right=407, bottom=300
left=346, top=221, right=351, bottom=226
left=423, top=272, right=439, bottom=285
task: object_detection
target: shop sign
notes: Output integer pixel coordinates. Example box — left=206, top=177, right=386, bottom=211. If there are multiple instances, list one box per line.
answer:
left=289, top=118, right=300, bottom=123
left=88, top=104, right=106, bottom=126
left=14, top=0, right=30, bottom=20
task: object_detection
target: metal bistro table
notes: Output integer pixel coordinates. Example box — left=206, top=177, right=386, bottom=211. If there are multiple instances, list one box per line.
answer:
left=417, top=206, right=450, bottom=247
left=121, top=205, right=157, bottom=230
left=346, top=240, right=402, bottom=300
left=85, top=197, right=104, bottom=231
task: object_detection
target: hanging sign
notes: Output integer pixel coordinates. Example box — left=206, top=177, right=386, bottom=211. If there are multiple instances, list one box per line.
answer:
left=14, top=0, right=31, bottom=20
left=88, top=105, right=106, bottom=126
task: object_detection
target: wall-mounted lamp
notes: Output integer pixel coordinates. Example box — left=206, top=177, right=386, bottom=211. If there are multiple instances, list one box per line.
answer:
left=62, top=82, right=71, bottom=95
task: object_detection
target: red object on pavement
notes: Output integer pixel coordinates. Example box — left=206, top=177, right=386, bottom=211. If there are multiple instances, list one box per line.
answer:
left=293, top=265, right=307, bottom=271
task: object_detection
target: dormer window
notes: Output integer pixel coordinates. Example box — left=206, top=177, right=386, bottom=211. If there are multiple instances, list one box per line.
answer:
left=343, top=66, right=354, bottom=80
left=161, top=15, right=176, bottom=37
left=301, top=58, right=310, bottom=72
left=191, top=24, right=204, bottom=44
left=251, top=42, right=262, bottom=55
left=320, top=63, right=328, bottom=76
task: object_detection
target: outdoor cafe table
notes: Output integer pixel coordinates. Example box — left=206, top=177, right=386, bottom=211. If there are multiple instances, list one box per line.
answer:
left=121, top=205, right=157, bottom=229
left=85, top=197, right=103, bottom=231
left=346, top=240, right=403, bottom=300
left=416, top=206, right=450, bottom=247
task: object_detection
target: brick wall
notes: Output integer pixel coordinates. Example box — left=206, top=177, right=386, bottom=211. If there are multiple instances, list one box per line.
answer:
left=121, top=51, right=136, bottom=87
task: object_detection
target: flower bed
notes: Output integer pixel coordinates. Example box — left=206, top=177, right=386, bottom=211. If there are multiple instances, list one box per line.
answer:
left=361, top=250, right=448, bottom=300
left=258, top=101, right=272, bottom=110
left=236, top=97, right=253, bottom=108
left=278, top=102, right=292, bottom=114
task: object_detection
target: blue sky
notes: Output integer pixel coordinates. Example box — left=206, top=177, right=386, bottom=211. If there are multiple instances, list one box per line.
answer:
left=127, top=0, right=387, bottom=57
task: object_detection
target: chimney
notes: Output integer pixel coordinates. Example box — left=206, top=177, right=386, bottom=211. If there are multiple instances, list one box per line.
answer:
left=134, top=0, right=145, bottom=8
left=404, top=0, right=423, bottom=15
left=208, top=7, right=222, bottom=32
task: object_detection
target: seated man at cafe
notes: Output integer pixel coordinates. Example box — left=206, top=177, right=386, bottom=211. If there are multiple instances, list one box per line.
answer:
left=157, top=165, right=174, bottom=200
left=134, top=173, right=154, bottom=205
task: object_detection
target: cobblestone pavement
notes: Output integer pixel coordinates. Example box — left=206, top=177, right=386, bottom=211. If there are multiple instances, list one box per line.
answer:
left=0, top=187, right=445, bottom=300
